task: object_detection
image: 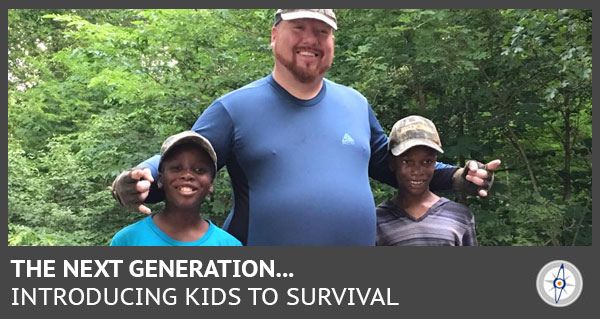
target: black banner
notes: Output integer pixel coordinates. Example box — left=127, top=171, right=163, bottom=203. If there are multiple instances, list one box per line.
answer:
left=5, top=247, right=593, bottom=317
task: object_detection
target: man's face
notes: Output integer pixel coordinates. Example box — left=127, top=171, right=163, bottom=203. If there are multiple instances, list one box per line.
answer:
left=159, top=145, right=214, bottom=211
left=271, top=18, right=335, bottom=83
left=390, top=146, right=437, bottom=197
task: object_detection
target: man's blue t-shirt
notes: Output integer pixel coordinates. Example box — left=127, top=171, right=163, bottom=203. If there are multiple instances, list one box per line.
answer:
left=140, top=74, right=456, bottom=246
left=110, top=216, right=242, bottom=246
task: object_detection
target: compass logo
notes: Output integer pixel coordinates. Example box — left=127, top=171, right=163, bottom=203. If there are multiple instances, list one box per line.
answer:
left=536, top=260, right=583, bottom=307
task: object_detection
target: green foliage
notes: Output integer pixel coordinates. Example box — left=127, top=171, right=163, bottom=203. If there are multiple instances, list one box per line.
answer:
left=8, top=9, right=591, bottom=246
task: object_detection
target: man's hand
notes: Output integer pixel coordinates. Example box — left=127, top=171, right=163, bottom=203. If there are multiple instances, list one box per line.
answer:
left=110, top=167, right=155, bottom=214
left=453, top=159, right=501, bottom=197
left=465, top=159, right=501, bottom=197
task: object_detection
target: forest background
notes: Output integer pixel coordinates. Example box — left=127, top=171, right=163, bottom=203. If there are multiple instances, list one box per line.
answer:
left=7, top=9, right=592, bottom=246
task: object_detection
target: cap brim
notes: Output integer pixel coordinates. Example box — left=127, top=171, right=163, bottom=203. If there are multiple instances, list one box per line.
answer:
left=390, top=139, right=444, bottom=157
left=279, top=11, right=337, bottom=30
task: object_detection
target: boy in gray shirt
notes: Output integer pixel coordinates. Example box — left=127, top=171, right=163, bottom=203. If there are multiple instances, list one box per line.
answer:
left=376, top=116, right=477, bottom=246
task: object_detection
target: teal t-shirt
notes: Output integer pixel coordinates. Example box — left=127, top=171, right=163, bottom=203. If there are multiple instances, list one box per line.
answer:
left=110, top=216, right=242, bottom=246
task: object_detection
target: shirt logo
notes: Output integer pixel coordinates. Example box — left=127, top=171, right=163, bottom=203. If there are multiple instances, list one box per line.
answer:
left=536, top=260, right=583, bottom=307
left=341, top=133, right=355, bottom=145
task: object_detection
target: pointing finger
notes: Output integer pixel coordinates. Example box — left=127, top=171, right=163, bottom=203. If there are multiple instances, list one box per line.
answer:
left=485, top=159, right=502, bottom=171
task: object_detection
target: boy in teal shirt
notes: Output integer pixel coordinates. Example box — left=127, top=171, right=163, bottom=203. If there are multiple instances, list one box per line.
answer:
left=111, top=131, right=241, bottom=246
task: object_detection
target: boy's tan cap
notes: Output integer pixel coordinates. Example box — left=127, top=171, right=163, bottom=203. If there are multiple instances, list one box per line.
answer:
left=159, top=131, right=218, bottom=174
left=388, top=115, right=444, bottom=156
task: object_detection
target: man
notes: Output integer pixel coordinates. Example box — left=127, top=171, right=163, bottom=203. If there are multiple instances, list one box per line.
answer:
left=111, top=9, right=500, bottom=246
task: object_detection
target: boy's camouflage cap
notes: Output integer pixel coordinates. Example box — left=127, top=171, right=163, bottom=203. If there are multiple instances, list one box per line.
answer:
left=388, top=115, right=444, bottom=156
left=159, top=131, right=218, bottom=175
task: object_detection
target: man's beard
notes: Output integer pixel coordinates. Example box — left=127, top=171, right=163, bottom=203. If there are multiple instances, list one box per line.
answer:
left=275, top=49, right=331, bottom=83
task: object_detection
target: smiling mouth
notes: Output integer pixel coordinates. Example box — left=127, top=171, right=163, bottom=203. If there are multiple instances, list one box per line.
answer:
left=176, top=186, right=198, bottom=195
left=409, top=181, right=425, bottom=186
left=296, top=51, right=319, bottom=58
left=296, top=48, right=320, bottom=57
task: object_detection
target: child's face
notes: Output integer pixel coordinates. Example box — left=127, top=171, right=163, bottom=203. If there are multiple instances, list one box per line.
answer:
left=390, top=146, right=437, bottom=196
left=159, top=145, right=214, bottom=211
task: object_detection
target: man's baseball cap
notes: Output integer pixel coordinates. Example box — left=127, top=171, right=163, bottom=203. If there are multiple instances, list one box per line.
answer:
left=388, top=115, right=444, bottom=156
left=274, top=9, right=337, bottom=30
left=159, top=131, right=218, bottom=177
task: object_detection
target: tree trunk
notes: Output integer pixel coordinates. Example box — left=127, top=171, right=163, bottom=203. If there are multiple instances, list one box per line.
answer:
left=458, top=105, right=466, bottom=168
left=417, top=83, right=426, bottom=109
left=456, top=110, right=467, bottom=204
left=562, top=108, right=572, bottom=201
left=506, top=127, right=539, bottom=194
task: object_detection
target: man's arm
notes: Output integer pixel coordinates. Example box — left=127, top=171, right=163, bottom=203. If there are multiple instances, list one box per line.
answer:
left=430, top=163, right=458, bottom=192
left=366, top=105, right=397, bottom=186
